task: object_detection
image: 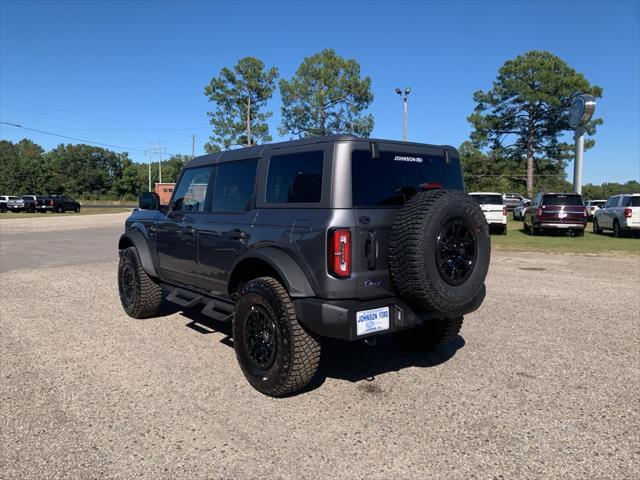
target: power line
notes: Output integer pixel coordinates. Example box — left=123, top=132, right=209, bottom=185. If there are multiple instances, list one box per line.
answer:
left=0, top=121, right=147, bottom=152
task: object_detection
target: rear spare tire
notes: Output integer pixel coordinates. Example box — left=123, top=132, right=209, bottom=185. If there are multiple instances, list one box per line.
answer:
left=389, top=190, right=490, bottom=316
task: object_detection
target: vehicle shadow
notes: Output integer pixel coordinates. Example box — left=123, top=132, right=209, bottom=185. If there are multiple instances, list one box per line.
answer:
left=167, top=302, right=465, bottom=393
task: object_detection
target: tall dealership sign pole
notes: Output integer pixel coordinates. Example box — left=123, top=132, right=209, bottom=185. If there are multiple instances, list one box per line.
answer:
left=569, top=94, right=596, bottom=195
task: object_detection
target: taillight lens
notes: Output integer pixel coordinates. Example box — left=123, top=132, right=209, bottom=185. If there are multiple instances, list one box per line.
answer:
left=329, top=229, right=351, bottom=278
left=583, top=208, right=588, bottom=218
left=625, top=208, right=632, bottom=218
left=502, top=206, right=507, bottom=216
left=536, top=208, right=542, bottom=217
left=49, top=199, right=54, bottom=206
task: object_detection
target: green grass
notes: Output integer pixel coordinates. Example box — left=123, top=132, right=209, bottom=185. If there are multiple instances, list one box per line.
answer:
left=492, top=219, right=640, bottom=255
left=0, top=207, right=130, bottom=219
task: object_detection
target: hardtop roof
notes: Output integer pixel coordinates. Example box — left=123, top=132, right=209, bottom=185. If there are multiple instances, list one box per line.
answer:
left=185, top=135, right=457, bottom=169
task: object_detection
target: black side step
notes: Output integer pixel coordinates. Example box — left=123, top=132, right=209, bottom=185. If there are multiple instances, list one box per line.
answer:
left=201, top=299, right=234, bottom=323
left=166, top=288, right=203, bottom=308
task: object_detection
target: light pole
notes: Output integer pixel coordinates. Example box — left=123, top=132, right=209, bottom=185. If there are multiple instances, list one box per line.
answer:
left=568, top=94, right=596, bottom=195
left=395, top=87, right=411, bottom=141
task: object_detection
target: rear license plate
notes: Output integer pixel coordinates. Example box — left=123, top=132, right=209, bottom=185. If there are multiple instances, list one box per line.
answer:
left=356, top=307, right=390, bottom=336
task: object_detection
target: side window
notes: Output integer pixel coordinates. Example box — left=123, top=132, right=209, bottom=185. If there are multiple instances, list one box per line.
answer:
left=211, top=159, right=258, bottom=212
left=172, top=166, right=212, bottom=212
left=620, top=197, right=631, bottom=207
left=606, top=197, right=618, bottom=208
left=266, top=151, right=324, bottom=203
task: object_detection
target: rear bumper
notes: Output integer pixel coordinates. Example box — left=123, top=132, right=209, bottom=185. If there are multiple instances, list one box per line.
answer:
left=536, top=222, right=586, bottom=229
left=622, top=224, right=640, bottom=231
left=293, top=290, right=485, bottom=342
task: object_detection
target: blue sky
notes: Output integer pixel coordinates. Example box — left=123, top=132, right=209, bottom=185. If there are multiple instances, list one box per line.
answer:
left=1, top=0, right=638, bottom=184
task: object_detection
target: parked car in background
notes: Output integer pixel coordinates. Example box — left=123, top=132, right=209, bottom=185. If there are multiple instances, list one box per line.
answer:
left=6, top=195, right=37, bottom=212
left=46, top=195, right=81, bottom=213
left=593, top=194, right=640, bottom=237
left=0, top=195, right=20, bottom=213
left=523, top=192, right=587, bottom=236
left=22, top=195, right=54, bottom=213
left=503, top=192, right=529, bottom=210
left=512, top=199, right=531, bottom=221
left=469, top=192, right=507, bottom=234
left=584, top=199, right=606, bottom=220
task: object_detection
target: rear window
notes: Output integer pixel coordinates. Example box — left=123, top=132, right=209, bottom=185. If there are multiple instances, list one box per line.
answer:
left=471, top=194, right=503, bottom=205
left=622, top=196, right=640, bottom=207
left=542, top=194, right=583, bottom=206
left=266, top=151, right=323, bottom=203
left=352, top=150, right=463, bottom=207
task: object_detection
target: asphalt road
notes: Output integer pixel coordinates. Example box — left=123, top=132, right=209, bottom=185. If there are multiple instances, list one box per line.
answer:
left=1, top=213, right=639, bottom=479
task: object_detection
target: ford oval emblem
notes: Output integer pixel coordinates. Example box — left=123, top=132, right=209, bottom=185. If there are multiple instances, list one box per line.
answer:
left=364, top=279, right=381, bottom=287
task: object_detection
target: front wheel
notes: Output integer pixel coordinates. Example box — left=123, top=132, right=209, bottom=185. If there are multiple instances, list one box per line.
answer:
left=233, top=277, right=321, bottom=397
left=118, top=247, right=163, bottom=318
left=593, top=218, right=601, bottom=234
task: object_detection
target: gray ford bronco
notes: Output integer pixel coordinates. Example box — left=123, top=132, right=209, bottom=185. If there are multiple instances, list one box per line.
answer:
left=117, top=136, right=490, bottom=396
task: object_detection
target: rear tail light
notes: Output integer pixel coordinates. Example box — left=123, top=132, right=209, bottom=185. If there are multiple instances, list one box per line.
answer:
left=329, top=229, right=351, bottom=278
left=625, top=208, right=632, bottom=218
left=49, top=199, right=54, bottom=206
left=536, top=208, right=542, bottom=217
left=583, top=208, right=588, bottom=218
left=502, top=206, right=507, bottom=216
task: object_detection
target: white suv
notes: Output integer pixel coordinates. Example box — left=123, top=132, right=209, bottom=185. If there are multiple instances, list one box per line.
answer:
left=470, top=192, right=507, bottom=234
left=593, top=194, right=640, bottom=237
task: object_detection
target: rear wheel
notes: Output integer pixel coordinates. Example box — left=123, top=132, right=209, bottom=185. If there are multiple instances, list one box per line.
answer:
left=75, top=205, right=81, bottom=213
left=572, top=229, right=585, bottom=237
left=395, top=317, right=463, bottom=351
left=56, top=205, right=64, bottom=213
left=233, top=277, right=321, bottom=397
left=118, top=247, right=163, bottom=318
left=613, top=220, right=622, bottom=238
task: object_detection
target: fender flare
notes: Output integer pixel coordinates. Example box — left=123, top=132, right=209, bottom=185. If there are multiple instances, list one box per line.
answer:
left=230, top=247, right=316, bottom=298
left=118, top=228, right=158, bottom=278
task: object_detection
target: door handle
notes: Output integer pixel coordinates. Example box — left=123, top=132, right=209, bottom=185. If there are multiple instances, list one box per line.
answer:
left=226, top=229, right=246, bottom=240
left=365, top=231, right=377, bottom=270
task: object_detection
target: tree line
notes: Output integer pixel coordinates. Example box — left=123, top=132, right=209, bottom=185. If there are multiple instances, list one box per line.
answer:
left=0, top=139, right=189, bottom=200
left=2, top=49, right=634, bottom=200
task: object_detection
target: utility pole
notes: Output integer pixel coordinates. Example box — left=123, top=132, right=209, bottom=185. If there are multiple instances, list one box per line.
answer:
left=158, top=141, right=162, bottom=184
left=192, top=134, right=196, bottom=157
left=147, top=143, right=151, bottom=192
left=395, top=87, right=411, bottom=141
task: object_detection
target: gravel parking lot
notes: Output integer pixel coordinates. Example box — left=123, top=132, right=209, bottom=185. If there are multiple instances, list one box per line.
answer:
left=1, top=213, right=639, bottom=479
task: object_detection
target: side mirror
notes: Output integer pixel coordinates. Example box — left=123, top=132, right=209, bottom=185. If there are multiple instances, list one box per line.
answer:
left=139, top=192, right=160, bottom=210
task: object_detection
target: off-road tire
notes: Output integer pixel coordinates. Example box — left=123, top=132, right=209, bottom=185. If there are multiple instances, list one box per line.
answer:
left=233, top=277, right=321, bottom=397
left=395, top=317, right=464, bottom=351
left=593, top=218, right=601, bottom=234
left=118, top=246, right=162, bottom=319
left=389, top=190, right=490, bottom=316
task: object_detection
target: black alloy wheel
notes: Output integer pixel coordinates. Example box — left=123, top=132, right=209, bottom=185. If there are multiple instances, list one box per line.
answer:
left=243, top=305, right=278, bottom=371
left=435, top=218, right=477, bottom=286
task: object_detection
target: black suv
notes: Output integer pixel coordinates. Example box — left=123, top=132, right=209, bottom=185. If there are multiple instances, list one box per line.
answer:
left=117, top=136, right=490, bottom=396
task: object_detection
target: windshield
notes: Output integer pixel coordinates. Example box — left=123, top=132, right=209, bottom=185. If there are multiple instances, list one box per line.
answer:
left=542, top=194, right=583, bottom=206
left=589, top=201, right=605, bottom=207
left=471, top=194, right=503, bottom=205
left=351, top=149, right=463, bottom=207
